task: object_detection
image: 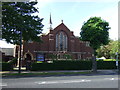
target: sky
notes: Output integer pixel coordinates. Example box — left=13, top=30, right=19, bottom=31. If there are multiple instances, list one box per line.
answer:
left=0, top=0, right=119, bottom=48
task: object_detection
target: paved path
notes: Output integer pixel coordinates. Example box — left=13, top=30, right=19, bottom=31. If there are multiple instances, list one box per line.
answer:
left=1, top=69, right=119, bottom=75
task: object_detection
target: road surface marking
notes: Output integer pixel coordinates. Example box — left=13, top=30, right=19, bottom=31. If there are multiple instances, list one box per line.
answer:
left=110, top=78, right=115, bottom=80
left=35, top=79, right=91, bottom=85
left=0, top=83, right=7, bottom=87
left=104, top=78, right=118, bottom=80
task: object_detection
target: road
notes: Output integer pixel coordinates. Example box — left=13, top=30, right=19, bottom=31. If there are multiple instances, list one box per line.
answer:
left=1, top=74, right=119, bottom=88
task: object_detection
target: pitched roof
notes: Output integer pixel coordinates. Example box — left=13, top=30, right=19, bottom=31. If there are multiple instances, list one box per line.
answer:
left=53, top=22, right=70, bottom=31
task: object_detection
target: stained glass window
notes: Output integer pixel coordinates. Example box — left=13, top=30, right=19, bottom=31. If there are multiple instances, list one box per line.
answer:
left=56, top=31, right=67, bottom=51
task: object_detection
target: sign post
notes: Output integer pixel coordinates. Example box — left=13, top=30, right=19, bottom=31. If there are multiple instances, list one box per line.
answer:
left=116, top=52, right=118, bottom=70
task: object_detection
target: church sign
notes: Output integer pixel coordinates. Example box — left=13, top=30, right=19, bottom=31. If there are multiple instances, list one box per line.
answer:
left=36, top=53, right=45, bottom=61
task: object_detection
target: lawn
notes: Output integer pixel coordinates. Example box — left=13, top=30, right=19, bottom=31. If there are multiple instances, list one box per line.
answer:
left=97, top=59, right=117, bottom=61
left=2, top=71, right=92, bottom=77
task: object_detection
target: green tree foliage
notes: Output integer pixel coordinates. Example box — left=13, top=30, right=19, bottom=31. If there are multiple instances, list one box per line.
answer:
left=2, top=2, right=44, bottom=45
left=80, top=17, right=110, bottom=51
left=80, top=17, right=110, bottom=72
left=97, top=40, right=120, bottom=59
left=96, top=44, right=110, bottom=59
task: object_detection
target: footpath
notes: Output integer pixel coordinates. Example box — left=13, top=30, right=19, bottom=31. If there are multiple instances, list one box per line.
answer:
left=1, top=69, right=119, bottom=78
left=1, top=70, right=118, bottom=74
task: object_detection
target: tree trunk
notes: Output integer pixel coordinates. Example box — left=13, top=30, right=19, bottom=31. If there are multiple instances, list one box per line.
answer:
left=18, top=30, right=22, bottom=73
left=92, top=50, right=97, bottom=73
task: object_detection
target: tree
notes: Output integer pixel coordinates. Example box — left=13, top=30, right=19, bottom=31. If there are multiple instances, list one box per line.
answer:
left=96, top=45, right=111, bottom=59
left=96, top=40, right=119, bottom=59
left=2, top=2, right=44, bottom=44
left=80, top=17, right=110, bottom=72
left=109, top=40, right=119, bottom=58
left=2, top=2, right=44, bottom=73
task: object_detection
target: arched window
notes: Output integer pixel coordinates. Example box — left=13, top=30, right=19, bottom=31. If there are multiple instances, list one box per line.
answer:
left=56, top=34, right=59, bottom=50
left=56, top=31, right=67, bottom=51
left=64, top=35, right=67, bottom=50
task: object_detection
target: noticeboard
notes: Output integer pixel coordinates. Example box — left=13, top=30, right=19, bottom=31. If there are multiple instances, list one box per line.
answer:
left=36, top=53, right=44, bottom=61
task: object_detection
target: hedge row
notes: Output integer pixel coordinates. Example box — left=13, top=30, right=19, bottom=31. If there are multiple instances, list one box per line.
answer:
left=31, top=60, right=92, bottom=71
left=2, top=62, right=13, bottom=71
left=97, top=61, right=117, bottom=69
left=31, top=60, right=118, bottom=71
left=2, top=58, right=17, bottom=71
left=2, top=60, right=118, bottom=71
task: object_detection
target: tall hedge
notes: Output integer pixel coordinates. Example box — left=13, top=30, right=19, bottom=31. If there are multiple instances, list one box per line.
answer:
left=2, top=58, right=17, bottom=71
left=31, top=60, right=118, bottom=71
left=2, top=62, right=13, bottom=71
left=97, top=61, right=117, bottom=69
left=31, top=60, right=92, bottom=71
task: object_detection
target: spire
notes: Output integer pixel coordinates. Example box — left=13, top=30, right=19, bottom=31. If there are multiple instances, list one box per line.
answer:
left=50, top=13, right=52, bottom=24
left=49, top=13, right=52, bottom=30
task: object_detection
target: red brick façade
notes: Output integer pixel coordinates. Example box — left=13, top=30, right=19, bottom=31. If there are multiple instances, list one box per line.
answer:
left=16, top=22, right=93, bottom=66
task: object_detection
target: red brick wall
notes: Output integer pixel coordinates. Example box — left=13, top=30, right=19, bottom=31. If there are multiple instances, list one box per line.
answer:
left=18, top=23, right=93, bottom=63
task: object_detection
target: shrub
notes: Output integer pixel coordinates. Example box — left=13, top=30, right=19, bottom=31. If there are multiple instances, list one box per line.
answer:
left=1, top=58, right=17, bottom=71
left=31, top=60, right=92, bottom=71
left=2, top=62, right=13, bottom=71
left=9, top=58, right=17, bottom=66
left=31, top=60, right=118, bottom=71
left=97, top=61, right=117, bottom=69
left=63, top=54, right=72, bottom=60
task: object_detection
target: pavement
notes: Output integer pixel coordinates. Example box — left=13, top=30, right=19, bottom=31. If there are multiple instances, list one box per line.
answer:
left=1, top=69, right=119, bottom=76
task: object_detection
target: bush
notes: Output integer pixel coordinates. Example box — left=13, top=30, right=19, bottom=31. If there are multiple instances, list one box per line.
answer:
left=31, top=60, right=118, bottom=71
left=2, top=62, right=13, bottom=71
left=1, top=58, right=17, bottom=71
left=31, top=60, right=92, bottom=71
left=97, top=61, right=117, bottom=69
left=8, top=58, right=18, bottom=68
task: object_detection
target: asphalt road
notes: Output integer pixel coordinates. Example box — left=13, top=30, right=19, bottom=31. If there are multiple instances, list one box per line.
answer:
left=1, top=74, right=119, bottom=88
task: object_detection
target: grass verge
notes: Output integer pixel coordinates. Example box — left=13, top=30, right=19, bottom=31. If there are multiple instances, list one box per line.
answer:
left=2, top=71, right=92, bottom=77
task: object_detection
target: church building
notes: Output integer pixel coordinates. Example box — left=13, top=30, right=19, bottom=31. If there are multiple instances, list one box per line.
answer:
left=15, top=19, right=93, bottom=66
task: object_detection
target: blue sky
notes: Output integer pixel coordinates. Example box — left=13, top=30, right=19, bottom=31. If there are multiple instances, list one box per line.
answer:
left=0, top=0, right=119, bottom=48
left=36, top=0, right=118, bottom=38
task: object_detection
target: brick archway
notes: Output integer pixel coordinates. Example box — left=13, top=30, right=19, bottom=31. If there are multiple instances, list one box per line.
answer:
left=24, top=51, right=33, bottom=60
left=22, top=51, right=33, bottom=67
left=25, top=53, right=32, bottom=70
left=26, top=54, right=32, bottom=61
